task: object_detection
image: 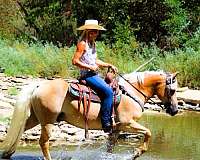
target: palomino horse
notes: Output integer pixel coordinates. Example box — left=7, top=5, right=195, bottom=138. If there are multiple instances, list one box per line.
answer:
left=0, top=71, right=179, bottom=160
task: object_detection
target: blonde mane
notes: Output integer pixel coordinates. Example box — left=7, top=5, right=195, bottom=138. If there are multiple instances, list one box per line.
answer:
left=119, top=71, right=165, bottom=86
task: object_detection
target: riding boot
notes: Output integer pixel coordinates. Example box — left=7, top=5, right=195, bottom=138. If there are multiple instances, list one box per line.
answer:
left=102, top=123, right=112, bottom=133
left=101, top=115, right=113, bottom=133
left=101, top=103, right=113, bottom=133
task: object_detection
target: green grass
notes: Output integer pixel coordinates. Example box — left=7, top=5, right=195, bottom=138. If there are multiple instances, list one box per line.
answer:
left=0, top=39, right=75, bottom=78
left=0, top=117, right=10, bottom=125
left=7, top=86, right=19, bottom=96
left=0, top=38, right=199, bottom=88
left=158, top=49, right=200, bottom=88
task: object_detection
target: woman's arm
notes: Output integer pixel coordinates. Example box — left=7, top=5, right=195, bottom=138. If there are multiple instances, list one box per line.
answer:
left=96, top=59, right=118, bottom=73
left=72, top=41, right=98, bottom=71
left=96, top=59, right=111, bottom=67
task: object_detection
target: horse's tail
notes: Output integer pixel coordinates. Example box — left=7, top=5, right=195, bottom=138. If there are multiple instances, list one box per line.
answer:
left=0, top=82, right=39, bottom=158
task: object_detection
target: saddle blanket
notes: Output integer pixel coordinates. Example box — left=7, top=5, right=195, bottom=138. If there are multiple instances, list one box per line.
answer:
left=69, top=83, right=121, bottom=104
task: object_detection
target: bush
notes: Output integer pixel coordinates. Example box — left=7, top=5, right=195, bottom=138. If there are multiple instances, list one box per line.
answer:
left=0, top=38, right=199, bottom=88
left=159, top=48, right=200, bottom=88
left=0, top=39, right=75, bottom=77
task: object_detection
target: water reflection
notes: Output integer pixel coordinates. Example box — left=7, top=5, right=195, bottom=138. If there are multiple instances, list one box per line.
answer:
left=11, top=154, right=43, bottom=160
left=140, top=111, right=200, bottom=160
left=8, top=111, right=200, bottom=160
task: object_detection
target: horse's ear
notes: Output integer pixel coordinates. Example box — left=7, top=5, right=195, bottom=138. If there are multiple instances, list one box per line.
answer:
left=172, top=72, right=179, bottom=79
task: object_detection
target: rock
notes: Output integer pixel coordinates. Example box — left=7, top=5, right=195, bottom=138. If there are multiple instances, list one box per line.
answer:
left=0, top=93, right=16, bottom=105
left=67, top=127, right=82, bottom=135
left=177, top=89, right=200, bottom=104
left=0, top=68, right=5, bottom=73
left=1, top=86, right=8, bottom=90
left=177, top=87, right=189, bottom=92
left=0, top=101, right=14, bottom=118
left=144, top=103, right=162, bottom=111
left=0, top=100, right=13, bottom=109
left=0, top=124, right=7, bottom=132
left=0, top=133, right=6, bottom=142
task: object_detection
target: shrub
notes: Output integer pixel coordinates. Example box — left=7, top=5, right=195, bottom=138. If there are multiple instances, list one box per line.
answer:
left=0, top=39, right=75, bottom=78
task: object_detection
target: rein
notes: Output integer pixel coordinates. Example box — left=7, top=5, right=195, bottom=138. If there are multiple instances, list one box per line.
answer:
left=117, top=73, right=164, bottom=109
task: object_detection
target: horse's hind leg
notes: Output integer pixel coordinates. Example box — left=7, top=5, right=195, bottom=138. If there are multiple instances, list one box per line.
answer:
left=24, top=108, right=39, bottom=131
left=39, top=124, right=53, bottom=160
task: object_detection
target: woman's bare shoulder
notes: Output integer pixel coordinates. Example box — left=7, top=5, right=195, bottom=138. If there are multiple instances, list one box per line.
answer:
left=77, top=40, right=86, bottom=46
left=76, top=41, right=86, bottom=52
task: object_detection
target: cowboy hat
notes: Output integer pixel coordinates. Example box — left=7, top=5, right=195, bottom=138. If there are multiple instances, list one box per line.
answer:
left=77, top=20, right=106, bottom=31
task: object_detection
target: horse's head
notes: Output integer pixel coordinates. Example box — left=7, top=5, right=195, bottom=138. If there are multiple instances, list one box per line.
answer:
left=156, top=72, right=179, bottom=116
left=118, top=71, right=179, bottom=116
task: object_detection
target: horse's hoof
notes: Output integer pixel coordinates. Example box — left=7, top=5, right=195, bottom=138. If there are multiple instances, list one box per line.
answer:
left=132, top=148, right=142, bottom=159
left=106, top=143, right=114, bottom=153
left=1, top=151, right=14, bottom=159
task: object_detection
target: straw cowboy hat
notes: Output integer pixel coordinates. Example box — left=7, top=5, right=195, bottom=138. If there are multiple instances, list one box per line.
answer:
left=77, top=20, right=106, bottom=31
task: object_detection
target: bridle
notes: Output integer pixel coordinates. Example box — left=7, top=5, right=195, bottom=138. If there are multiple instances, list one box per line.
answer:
left=163, top=73, right=177, bottom=108
left=118, top=72, right=177, bottom=110
left=165, top=73, right=177, bottom=97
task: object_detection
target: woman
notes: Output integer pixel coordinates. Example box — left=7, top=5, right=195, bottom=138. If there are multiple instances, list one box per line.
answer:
left=72, top=20, right=118, bottom=133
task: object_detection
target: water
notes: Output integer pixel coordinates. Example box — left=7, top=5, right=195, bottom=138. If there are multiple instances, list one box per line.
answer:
left=139, top=111, right=200, bottom=160
left=7, top=111, right=200, bottom=160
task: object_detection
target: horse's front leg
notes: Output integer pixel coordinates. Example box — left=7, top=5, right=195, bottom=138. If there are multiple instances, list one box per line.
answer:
left=131, top=120, right=151, bottom=152
left=120, top=119, right=151, bottom=159
left=107, top=130, right=120, bottom=153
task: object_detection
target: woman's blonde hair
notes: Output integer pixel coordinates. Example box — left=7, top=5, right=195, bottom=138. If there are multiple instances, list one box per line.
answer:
left=78, top=30, right=95, bottom=45
left=78, top=30, right=87, bottom=42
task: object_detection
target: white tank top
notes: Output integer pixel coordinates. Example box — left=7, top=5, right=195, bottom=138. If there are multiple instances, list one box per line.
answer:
left=80, top=41, right=97, bottom=76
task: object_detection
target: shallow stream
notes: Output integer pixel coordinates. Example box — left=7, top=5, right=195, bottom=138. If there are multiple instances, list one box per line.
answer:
left=9, top=111, right=200, bottom=160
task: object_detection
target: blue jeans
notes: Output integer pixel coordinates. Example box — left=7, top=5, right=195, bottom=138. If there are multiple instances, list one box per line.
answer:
left=83, top=72, right=113, bottom=128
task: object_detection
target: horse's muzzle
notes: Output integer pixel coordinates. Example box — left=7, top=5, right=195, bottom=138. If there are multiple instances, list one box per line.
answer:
left=165, top=104, right=178, bottom=116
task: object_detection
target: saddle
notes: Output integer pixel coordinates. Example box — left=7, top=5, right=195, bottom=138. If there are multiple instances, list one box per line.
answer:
left=69, top=72, right=121, bottom=104
left=68, top=72, right=121, bottom=138
left=69, top=83, right=100, bottom=103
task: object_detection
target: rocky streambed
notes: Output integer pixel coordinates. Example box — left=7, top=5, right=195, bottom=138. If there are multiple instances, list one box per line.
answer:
left=0, top=73, right=199, bottom=145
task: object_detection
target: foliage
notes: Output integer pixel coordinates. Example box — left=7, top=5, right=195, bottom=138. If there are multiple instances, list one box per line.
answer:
left=0, top=0, right=22, bottom=39
left=182, top=0, right=200, bottom=32
left=184, top=26, right=200, bottom=51
left=0, top=37, right=199, bottom=87
left=112, top=18, right=138, bottom=47
left=0, top=0, right=199, bottom=88
left=161, top=0, right=190, bottom=48
left=159, top=48, right=200, bottom=88
left=0, top=39, right=74, bottom=77
left=1, top=0, right=199, bottom=51
left=6, top=0, right=78, bottom=46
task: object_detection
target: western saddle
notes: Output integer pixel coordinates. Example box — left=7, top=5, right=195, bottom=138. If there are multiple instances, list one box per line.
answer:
left=68, top=71, right=120, bottom=138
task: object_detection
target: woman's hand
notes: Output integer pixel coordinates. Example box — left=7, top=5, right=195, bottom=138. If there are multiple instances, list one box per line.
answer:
left=90, top=65, right=99, bottom=72
left=109, top=65, right=118, bottom=74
